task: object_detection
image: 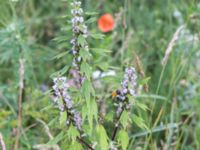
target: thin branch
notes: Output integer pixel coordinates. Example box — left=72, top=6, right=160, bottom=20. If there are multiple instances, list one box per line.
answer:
left=36, top=119, right=53, bottom=140
left=0, top=132, right=6, bottom=150
left=111, top=109, right=124, bottom=141
left=14, top=59, right=25, bottom=150
left=34, top=119, right=60, bottom=150
left=77, top=137, right=94, bottom=150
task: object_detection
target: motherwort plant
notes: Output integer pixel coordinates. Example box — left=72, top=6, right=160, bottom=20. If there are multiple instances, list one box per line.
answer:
left=52, top=0, right=92, bottom=128
left=53, top=77, right=82, bottom=130
left=51, top=1, right=143, bottom=150
left=52, top=1, right=95, bottom=149
left=70, top=1, right=90, bottom=87
left=110, top=67, right=137, bottom=148
left=115, top=67, right=137, bottom=117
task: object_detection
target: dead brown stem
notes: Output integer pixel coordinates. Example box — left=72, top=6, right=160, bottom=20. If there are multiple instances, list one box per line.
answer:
left=14, top=59, right=25, bottom=150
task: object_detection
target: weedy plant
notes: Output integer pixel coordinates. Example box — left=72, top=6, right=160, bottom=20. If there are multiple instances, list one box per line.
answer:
left=51, top=1, right=146, bottom=150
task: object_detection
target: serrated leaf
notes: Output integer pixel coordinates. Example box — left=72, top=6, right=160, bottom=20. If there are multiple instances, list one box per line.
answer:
left=90, top=33, right=105, bottom=39
left=87, top=99, right=98, bottom=129
left=135, top=101, right=149, bottom=111
left=132, top=114, right=148, bottom=130
left=81, top=79, right=95, bottom=101
left=139, top=77, right=151, bottom=85
left=120, top=110, right=130, bottom=129
left=80, top=49, right=91, bottom=61
left=91, top=48, right=111, bottom=56
left=78, top=35, right=87, bottom=47
left=47, top=131, right=64, bottom=145
left=85, top=17, right=97, bottom=24
left=96, top=125, right=109, bottom=150
left=117, top=130, right=129, bottom=150
left=53, top=36, right=69, bottom=43
left=59, top=112, right=67, bottom=126
left=97, top=61, right=109, bottom=71
left=50, top=65, right=69, bottom=78
left=90, top=99, right=98, bottom=121
left=60, top=65, right=70, bottom=75
left=68, top=125, right=80, bottom=141
left=51, top=51, right=69, bottom=60
left=81, top=105, right=87, bottom=122
left=80, top=62, right=92, bottom=79
left=69, top=141, right=82, bottom=150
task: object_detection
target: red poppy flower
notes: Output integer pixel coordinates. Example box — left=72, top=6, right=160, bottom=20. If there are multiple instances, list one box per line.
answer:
left=98, top=13, right=114, bottom=33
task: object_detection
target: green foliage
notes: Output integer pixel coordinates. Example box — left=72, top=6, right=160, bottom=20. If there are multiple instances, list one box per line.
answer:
left=117, top=130, right=129, bottom=150
left=120, top=110, right=131, bottom=129
left=95, top=125, right=109, bottom=150
left=0, top=0, right=199, bottom=150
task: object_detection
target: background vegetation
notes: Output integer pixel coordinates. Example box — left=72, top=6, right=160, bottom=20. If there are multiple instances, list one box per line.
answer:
left=0, top=0, right=200, bottom=149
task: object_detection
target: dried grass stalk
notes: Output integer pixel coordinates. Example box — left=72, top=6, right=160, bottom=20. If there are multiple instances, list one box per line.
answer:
left=14, top=59, right=25, bottom=150
left=161, top=25, right=185, bottom=66
left=134, top=54, right=149, bottom=92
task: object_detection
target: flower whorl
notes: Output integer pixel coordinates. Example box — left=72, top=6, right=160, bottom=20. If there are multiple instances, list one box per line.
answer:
left=53, top=77, right=82, bottom=130
left=70, top=1, right=89, bottom=67
left=115, top=67, right=137, bottom=116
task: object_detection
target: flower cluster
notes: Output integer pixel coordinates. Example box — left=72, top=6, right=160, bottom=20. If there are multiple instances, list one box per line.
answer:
left=70, top=1, right=88, bottom=67
left=53, top=77, right=82, bottom=130
left=115, top=67, right=137, bottom=116
left=71, top=1, right=87, bottom=36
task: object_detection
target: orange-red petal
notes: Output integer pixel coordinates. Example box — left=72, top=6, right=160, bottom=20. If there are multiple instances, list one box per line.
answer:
left=98, top=13, right=114, bottom=33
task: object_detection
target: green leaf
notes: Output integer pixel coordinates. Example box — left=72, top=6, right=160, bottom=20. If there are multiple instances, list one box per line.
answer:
left=59, top=112, right=67, bottom=126
left=117, top=130, right=129, bottom=150
left=80, top=49, right=91, bottom=61
left=47, top=131, right=64, bottom=145
left=87, top=99, right=98, bottom=129
left=119, top=110, right=130, bottom=129
left=96, top=125, right=109, bottom=150
left=135, top=101, right=149, bottom=111
left=80, top=62, right=92, bottom=79
left=69, top=141, right=82, bottom=150
left=51, top=51, right=69, bottom=60
left=53, top=36, right=69, bottom=43
left=81, top=79, right=95, bottom=101
left=96, top=61, right=110, bottom=71
left=60, top=65, right=70, bottom=75
left=139, top=77, right=151, bottom=85
left=81, top=105, right=87, bottom=122
left=85, top=17, right=97, bottom=24
left=132, top=114, right=148, bottom=130
left=68, top=125, right=80, bottom=141
left=90, top=99, right=98, bottom=122
left=90, top=33, right=105, bottom=39
left=91, top=48, right=111, bottom=56
left=78, top=35, right=87, bottom=46
left=50, top=65, right=69, bottom=78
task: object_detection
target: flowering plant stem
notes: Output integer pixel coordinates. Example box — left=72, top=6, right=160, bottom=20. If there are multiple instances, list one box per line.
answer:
left=59, top=89, right=94, bottom=150
left=111, top=108, right=124, bottom=141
